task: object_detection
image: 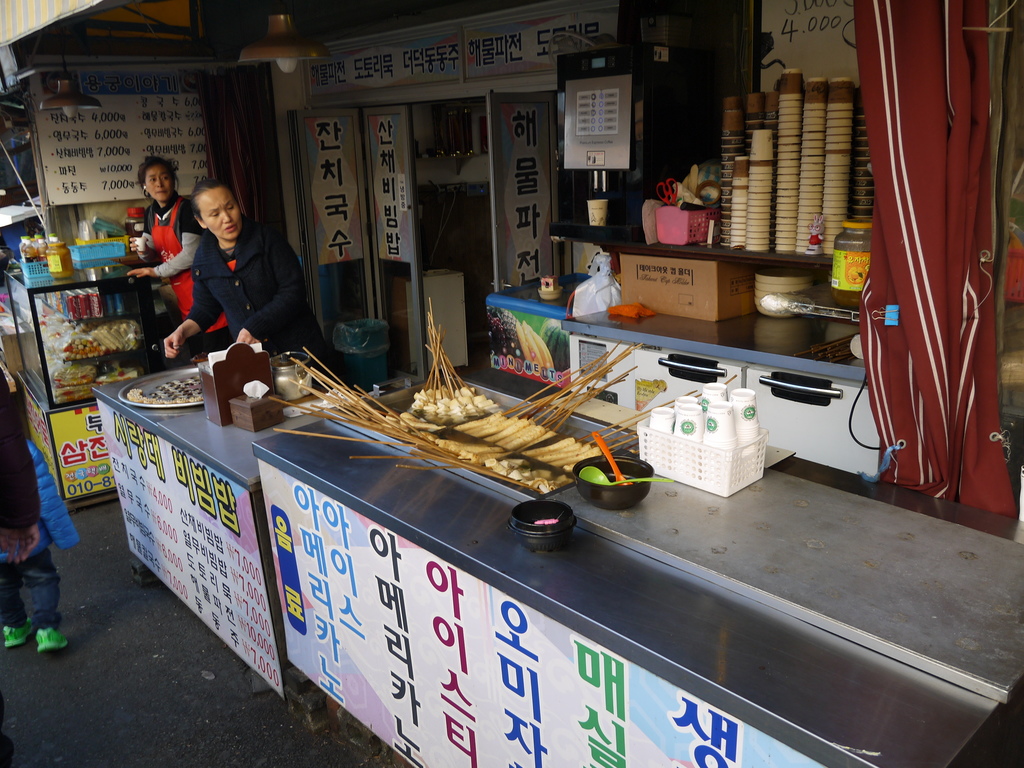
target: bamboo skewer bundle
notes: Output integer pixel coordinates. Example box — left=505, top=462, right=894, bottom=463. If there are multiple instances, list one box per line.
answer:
left=272, top=331, right=656, bottom=492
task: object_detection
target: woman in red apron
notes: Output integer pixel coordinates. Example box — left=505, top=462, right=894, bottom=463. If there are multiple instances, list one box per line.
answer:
left=127, top=156, right=229, bottom=353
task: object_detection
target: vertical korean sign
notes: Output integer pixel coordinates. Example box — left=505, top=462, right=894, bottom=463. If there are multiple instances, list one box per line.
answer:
left=259, top=462, right=823, bottom=767
left=303, top=115, right=365, bottom=264
left=99, top=403, right=283, bottom=694
left=491, top=97, right=554, bottom=285
left=366, top=111, right=414, bottom=264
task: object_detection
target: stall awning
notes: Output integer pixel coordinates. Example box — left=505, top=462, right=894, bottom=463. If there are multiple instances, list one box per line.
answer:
left=0, top=0, right=128, bottom=46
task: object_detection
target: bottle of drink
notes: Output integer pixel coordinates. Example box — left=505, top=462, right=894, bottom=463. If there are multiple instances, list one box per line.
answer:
left=46, top=236, right=74, bottom=279
left=33, top=236, right=47, bottom=262
left=831, top=220, right=872, bottom=308
left=18, top=236, right=33, bottom=262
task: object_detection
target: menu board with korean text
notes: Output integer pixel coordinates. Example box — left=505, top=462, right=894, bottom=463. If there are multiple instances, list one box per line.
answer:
left=99, top=402, right=283, bottom=694
left=302, top=114, right=366, bottom=264
left=34, top=70, right=207, bottom=206
left=489, top=94, right=555, bottom=286
left=259, top=461, right=826, bottom=767
left=366, top=109, right=415, bottom=264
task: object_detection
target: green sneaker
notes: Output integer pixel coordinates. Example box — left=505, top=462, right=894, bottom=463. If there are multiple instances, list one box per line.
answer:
left=35, top=627, right=67, bottom=653
left=3, top=621, right=32, bottom=648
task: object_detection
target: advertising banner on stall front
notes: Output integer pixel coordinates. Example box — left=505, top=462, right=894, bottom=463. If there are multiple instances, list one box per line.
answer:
left=23, top=387, right=113, bottom=501
left=258, top=461, right=824, bottom=767
left=99, top=402, right=283, bottom=694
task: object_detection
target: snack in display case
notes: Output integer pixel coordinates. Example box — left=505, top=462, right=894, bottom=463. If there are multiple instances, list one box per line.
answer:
left=95, top=360, right=144, bottom=385
left=52, top=362, right=97, bottom=404
left=61, top=319, right=142, bottom=360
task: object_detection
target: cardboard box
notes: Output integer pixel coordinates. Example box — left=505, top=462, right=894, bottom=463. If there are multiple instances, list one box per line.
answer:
left=619, top=254, right=756, bottom=321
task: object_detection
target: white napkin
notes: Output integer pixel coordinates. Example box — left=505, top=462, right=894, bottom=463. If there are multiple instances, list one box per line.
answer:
left=243, top=380, right=270, bottom=399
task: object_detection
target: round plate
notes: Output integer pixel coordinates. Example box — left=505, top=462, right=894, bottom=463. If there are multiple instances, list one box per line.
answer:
left=118, top=367, right=204, bottom=409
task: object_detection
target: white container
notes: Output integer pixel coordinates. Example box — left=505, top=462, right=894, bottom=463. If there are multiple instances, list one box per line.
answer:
left=638, top=420, right=768, bottom=497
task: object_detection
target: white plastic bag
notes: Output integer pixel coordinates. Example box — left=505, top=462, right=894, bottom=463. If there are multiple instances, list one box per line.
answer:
left=569, top=252, right=621, bottom=318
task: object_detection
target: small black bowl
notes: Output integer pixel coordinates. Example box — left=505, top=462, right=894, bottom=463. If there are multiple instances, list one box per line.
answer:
left=508, top=500, right=576, bottom=551
left=573, top=455, right=655, bottom=510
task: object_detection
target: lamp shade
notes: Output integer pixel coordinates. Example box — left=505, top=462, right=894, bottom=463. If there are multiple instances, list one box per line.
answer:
left=39, top=73, right=101, bottom=116
left=238, top=12, right=329, bottom=70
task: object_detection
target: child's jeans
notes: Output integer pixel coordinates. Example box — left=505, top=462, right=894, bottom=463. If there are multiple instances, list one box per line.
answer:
left=0, top=547, right=61, bottom=630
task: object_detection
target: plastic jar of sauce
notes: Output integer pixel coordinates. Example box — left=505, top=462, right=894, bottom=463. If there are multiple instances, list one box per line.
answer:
left=46, top=236, right=74, bottom=278
left=831, top=220, right=872, bottom=308
left=125, top=207, right=146, bottom=240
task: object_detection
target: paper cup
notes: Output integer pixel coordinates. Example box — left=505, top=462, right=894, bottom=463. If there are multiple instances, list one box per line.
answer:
left=700, top=382, right=728, bottom=411
left=587, top=199, right=608, bottom=226
left=704, top=402, right=738, bottom=448
left=649, top=406, right=675, bottom=434
left=674, top=403, right=705, bottom=441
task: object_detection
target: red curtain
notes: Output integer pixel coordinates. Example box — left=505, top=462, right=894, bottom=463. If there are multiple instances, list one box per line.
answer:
left=855, top=0, right=1014, bottom=515
left=196, top=66, right=274, bottom=222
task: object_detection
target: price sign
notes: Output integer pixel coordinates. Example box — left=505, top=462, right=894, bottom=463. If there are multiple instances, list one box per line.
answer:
left=33, top=70, right=208, bottom=205
left=760, top=0, right=857, bottom=84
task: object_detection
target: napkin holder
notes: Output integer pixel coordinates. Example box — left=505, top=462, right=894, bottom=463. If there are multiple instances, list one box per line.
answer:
left=199, top=343, right=273, bottom=426
left=229, top=395, right=285, bottom=432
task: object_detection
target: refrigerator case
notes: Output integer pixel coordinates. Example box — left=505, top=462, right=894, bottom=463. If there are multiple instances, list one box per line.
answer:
left=6, top=267, right=161, bottom=502
left=632, top=347, right=745, bottom=411
left=568, top=333, right=637, bottom=408
left=747, top=364, right=880, bottom=475
left=487, top=275, right=588, bottom=387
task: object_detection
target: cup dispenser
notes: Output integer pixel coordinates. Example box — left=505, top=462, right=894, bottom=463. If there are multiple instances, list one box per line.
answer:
left=551, top=44, right=716, bottom=242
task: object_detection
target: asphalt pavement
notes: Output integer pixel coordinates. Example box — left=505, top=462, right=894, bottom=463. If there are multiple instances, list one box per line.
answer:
left=0, top=498, right=391, bottom=768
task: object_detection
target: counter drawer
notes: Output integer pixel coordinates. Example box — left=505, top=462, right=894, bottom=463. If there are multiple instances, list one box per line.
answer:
left=633, top=347, right=744, bottom=411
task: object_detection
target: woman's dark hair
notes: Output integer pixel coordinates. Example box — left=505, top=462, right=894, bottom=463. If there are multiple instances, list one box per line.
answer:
left=136, top=156, right=178, bottom=193
left=189, top=178, right=231, bottom=218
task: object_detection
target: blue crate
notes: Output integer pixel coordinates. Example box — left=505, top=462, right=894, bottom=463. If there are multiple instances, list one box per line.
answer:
left=21, top=261, right=54, bottom=286
left=70, top=241, right=126, bottom=268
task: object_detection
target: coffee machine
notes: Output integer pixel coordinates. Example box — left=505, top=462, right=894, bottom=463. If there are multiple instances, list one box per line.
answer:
left=551, top=44, right=716, bottom=242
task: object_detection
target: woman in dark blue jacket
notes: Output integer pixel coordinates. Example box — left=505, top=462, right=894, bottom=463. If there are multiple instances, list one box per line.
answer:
left=163, top=179, right=330, bottom=362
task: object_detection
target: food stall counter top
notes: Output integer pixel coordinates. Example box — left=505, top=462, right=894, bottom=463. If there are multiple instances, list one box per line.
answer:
left=564, top=310, right=867, bottom=380
left=94, top=379, right=321, bottom=487
left=251, top=410, right=1021, bottom=768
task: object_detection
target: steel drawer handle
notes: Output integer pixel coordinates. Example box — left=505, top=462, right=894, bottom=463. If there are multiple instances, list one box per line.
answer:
left=658, top=357, right=726, bottom=377
left=758, top=375, right=843, bottom=400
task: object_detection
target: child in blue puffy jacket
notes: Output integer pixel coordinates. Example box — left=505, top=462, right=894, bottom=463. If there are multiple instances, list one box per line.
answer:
left=0, top=442, right=79, bottom=653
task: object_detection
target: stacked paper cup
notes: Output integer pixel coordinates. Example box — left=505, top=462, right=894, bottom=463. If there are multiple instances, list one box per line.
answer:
left=731, top=388, right=760, bottom=443
left=704, top=402, right=738, bottom=449
left=822, top=78, right=855, bottom=254
left=720, top=96, right=746, bottom=247
left=795, top=77, right=829, bottom=252
left=774, top=69, right=804, bottom=253
left=700, top=382, right=728, bottom=412
left=746, top=130, right=774, bottom=252
left=674, top=403, right=705, bottom=441
left=730, top=157, right=748, bottom=250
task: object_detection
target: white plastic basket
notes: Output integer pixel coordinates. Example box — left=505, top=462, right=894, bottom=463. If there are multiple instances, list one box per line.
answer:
left=638, top=420, right=768, bottom=497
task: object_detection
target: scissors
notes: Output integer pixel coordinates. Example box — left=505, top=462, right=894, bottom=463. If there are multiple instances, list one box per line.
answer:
left=656, top=178, right=678, bottom=206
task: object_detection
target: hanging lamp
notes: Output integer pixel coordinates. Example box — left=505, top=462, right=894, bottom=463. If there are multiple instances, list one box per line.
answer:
left=39, top=74, right=101, bottom=118
left=238, top=2, right=330, bottom=73
left=39, top=35, right=101, bottom=119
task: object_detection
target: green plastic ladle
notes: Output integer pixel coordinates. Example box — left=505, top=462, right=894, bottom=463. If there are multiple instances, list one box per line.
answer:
left=577, top=466, right=674, bottom=486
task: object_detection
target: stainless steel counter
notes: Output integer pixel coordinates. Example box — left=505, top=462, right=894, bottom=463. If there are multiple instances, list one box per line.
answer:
left=564, top=311, right=867, bottom=381
left=252, top=414, right=1023, bottom=768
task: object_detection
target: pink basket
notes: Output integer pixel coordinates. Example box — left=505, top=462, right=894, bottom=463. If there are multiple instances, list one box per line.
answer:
left=655, top=205, right=722, bottom=245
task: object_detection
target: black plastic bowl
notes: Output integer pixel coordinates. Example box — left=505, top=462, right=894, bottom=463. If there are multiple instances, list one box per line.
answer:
left=573, top=455, right=655, bottom=510
left=508, top=500, right=576, bottom=551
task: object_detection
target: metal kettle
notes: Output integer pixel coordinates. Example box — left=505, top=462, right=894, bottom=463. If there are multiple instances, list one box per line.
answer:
left=270, top=351, right=311, bottom=401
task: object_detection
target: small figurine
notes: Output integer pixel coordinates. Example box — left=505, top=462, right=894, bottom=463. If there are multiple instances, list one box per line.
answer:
left=805, top=214, right=824, bottom=256
left=538, top=275, right=563, bottom=301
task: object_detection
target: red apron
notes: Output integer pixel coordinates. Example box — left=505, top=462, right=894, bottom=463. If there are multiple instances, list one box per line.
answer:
left=152, top=199, right=227, bottom=332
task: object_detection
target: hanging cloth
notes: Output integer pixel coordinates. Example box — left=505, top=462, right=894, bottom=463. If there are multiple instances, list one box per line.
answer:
left=854, top=0, right=1014, bottom=514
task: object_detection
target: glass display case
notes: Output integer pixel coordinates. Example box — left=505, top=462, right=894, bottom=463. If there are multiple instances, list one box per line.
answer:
left=5, top=266, right=162, bottom=409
